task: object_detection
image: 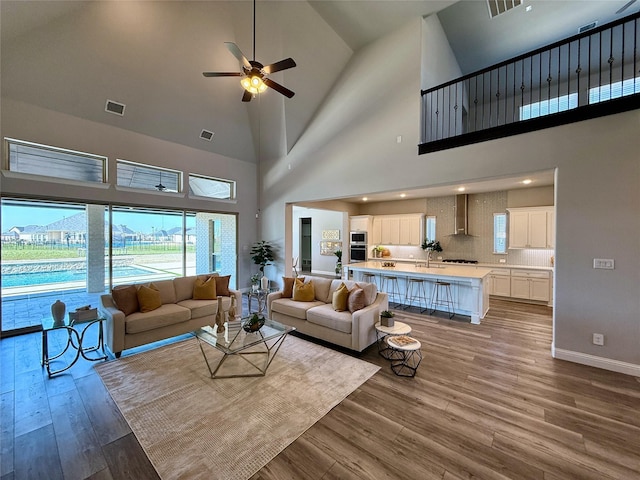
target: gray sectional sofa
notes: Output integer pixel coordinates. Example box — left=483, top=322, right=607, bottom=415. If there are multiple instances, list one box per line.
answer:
left=267, top=275, right=388, bottom=352
left=99, top=273, right=241, bottom=357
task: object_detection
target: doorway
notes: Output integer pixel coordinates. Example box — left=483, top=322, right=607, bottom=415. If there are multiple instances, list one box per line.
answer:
left=300, top=217, right=312, bottom=272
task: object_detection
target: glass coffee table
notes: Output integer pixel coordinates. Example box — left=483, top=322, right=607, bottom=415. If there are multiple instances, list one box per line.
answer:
left=193, top=317, right=295, bottom=379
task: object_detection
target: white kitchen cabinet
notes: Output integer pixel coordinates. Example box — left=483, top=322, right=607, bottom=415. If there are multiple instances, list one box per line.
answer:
left=507, top=207, right=554, bottom=249
left=372, top=214, right=423, bottom=246
left=488, top=269, right=511, bottom=297
left=510, top=269, right=550, bottom=301
left=349, top=215, right=371, bottom=233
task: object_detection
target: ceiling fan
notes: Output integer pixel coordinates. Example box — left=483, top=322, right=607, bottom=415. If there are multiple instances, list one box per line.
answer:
left=202, top=0, right=296, bottom=102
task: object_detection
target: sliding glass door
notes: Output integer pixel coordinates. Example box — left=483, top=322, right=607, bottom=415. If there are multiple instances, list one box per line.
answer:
left=1, top=198, right=237, bottom=336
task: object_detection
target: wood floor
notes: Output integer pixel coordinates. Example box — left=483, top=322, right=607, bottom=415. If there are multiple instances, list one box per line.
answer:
left=2, top=299, right=640, bottom=479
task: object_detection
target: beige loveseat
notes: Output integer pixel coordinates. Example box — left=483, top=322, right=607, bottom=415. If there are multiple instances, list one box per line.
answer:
left=267, top=275, right=388, bottom=352
left=99, top=274, right=242, bottom=357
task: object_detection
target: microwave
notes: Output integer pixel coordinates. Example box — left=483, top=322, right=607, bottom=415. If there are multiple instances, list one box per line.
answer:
left=350, top=231, right=367, bottom=244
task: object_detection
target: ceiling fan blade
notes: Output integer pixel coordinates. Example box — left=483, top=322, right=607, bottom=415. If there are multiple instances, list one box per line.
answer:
left=263, top=78, right=295, bottom=98
left=262, top=58, right=296, bottom=75
left=225, top=42, right=251, bottom=69
left=203, top=72, right=242, bottom=77
left=242, top=90, right=253, bottom=102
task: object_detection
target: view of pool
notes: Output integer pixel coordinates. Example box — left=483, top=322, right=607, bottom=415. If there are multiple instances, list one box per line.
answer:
left=1, top=266, right=158, bottom=288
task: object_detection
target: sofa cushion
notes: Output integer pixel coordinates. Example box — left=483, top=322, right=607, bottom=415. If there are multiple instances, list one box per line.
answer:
left=177, top=298, right=223, bottom=319
left=193, top=276, right=217, bottom=299
left=330, top=279, right=377, bottom=306
left=215, top=275, right=231, bottom=296
left=150, top=280, right=177, bottom=305
left=310, top=276, right=333, bottom=302
left=306, top=304, right=353, bottom=334
left=282, top=276, right=304, bottom=298
left=331, top=282, right=350, bottom=312
left=293, top=279, right=315, bottom=301
left=174, top=276, right=197, bottom=302
left=111, top=285, right=139, bottom=316
left=125, top=304, right=192, bottom=334
left=348, top=288, right=367, bottom=313
left=271, top=298, right=325, bottom=320
left=137, top=284, right=162, bottom=313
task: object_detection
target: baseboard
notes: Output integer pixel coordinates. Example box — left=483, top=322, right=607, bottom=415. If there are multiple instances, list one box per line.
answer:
left=552, top=344, right=640, bottom=377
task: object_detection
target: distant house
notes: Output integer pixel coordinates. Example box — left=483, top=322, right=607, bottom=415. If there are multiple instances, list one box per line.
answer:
left=167, top=227, right=195, bottom=244
left=6, top=225, right=47, bottom=243
left=45, top=212, right=86, bottom=245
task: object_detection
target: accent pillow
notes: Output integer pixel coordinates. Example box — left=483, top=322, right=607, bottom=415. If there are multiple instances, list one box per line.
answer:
left=348, top=288, right=366, bottom=313
left=111, top=285, right=139, bottom=316
left=282, top=276, right=304, bottom=298
left=293, top=279, right=315, bottom=302
left=137, top=284, right=162, bottom=313
left=193, top=276, right=217, bottom=300
left=332, top=282, right=350, bottom=312
left=214, top=275, right=231, bottom=296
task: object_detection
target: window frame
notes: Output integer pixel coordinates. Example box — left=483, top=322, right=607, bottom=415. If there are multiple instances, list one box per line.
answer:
left=116, top=159, right=182, bottom=194
left=188, top=173, right=237, bottom=201
left=493, top=212, right=507, bottom=254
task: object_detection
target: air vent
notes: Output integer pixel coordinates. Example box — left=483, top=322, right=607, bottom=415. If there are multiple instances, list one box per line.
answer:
left=200, top=129, right=214, bottom=141
left=105, top=100, right=126, bottom=116
left=579, top=21, right=598, bottom=33
left=487, top=0, right=522, bottom=18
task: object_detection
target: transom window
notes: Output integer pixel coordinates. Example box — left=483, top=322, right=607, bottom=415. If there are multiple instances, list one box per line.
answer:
left=117, top=160, right=181, bottom=193
left=5, top=138, right=106, bottom=183
left=519, top=93, right=578, bottom=121
left=189, top=174, right=236, bottom=200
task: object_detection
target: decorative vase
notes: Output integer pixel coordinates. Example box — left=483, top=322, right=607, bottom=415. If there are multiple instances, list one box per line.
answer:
left=51, top=300, right=66, bottom=326
left=260, top=275, right=269, bottom=290
left=215, top=296, right=225, bottom=333
left=228, top=295, right=237, bottom=320
left=335, top=262, right=342, bottom=276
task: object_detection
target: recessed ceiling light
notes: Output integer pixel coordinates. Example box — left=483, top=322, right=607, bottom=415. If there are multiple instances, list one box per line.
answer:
left=457, top=187, right=466, bottom=192
left=400, top=193, right=407, bottom=198
left=526, top=5, right=532, bottom=12
left=362, top=197, right=368, bottom=202
left=522, top=179, right=532, bottom=185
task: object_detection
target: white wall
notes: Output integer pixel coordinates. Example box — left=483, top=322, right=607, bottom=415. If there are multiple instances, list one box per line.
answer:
left=259, top=16, right=640, bottom=373
left=0, top=98, right=259, bottom=288
left=292, top=206, right=345, bottom=277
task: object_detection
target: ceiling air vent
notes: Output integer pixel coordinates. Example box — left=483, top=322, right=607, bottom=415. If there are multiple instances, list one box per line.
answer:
left=105, top=100, right=126, bottom=116
left=200, top=129, right=214, bottom=142
left=487, top=0, right=522, bottom=18
left=579, top=21, right=598, bottom=33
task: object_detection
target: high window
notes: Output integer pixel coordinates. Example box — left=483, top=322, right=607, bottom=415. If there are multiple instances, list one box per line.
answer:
left=5, top=138, right=106, bottom=183
left=117, top=160, right=181, bottom=193
left=589, top=77, right=640, bottom=104
left=519, top=93, right=578, bottom=121
left=189, top=174, right=236, bottom=200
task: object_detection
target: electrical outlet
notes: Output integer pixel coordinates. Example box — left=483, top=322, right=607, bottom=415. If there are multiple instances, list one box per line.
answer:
left=499, top=258, right=506, bottom=263
left=592, top=333, right=604, bottom=346
left=593, top=258, right=614, bottom=269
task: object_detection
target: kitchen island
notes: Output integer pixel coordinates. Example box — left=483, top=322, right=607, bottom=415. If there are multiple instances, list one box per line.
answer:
left=348, top=261, right=492, bottom=324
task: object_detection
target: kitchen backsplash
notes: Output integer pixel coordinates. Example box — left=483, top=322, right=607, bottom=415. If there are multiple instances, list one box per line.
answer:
left=372, top=191, right=554, bottom=267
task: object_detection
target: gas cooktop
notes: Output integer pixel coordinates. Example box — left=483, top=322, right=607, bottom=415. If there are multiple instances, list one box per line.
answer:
left=442, top=259, right=479, bottom=264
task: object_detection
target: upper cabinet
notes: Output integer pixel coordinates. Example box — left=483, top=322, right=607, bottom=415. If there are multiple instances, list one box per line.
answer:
left=507, top=207, right=554, bottom=249
left=349, top=215, right=371, bottom=232
left=371, top=214, right=423, bottom=245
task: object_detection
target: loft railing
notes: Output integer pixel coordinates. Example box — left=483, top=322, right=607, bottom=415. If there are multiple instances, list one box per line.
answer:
left=419, top=11, right=640, bottom=154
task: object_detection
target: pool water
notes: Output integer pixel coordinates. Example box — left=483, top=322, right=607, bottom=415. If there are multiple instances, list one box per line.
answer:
left=1, top=266, right=157, bottom=288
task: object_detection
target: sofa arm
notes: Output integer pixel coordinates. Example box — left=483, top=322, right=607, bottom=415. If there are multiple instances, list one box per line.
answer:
left=351, top=292, right=389, bottom=351
left=99, top=294, right=126, bottom=357
left=267, top=291, right=283, bottom=317
left=229, top=289, right=243, bottom=318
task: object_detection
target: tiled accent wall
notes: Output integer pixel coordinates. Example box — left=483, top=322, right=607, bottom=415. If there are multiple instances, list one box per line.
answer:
left=195, top=213, right=237, bottom=287
left=86, top=204, right=106, bottom=292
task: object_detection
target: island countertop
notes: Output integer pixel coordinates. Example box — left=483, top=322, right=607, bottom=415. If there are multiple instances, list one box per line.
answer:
left=348, top=261, right=493, bottom=280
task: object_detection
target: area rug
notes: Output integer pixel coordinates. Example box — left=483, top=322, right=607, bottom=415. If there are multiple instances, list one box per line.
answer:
left=95, top=335, right=379, bottom=480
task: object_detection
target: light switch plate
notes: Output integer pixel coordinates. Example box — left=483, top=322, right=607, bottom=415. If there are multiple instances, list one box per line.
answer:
left=593, top=258, right=614, bottom=269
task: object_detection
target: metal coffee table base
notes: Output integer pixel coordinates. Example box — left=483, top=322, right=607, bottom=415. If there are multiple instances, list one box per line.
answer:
left=196, top=331, right=289, bottom=379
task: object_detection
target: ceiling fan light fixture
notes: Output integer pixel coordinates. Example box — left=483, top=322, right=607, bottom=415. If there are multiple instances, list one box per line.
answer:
left=241, top=75, right=267, bottom=94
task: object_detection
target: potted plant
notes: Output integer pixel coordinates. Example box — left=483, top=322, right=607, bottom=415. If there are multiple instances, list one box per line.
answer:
left=421, top=239, right=442, bottom=267
left=334, top=249, right=342, bottom=276
left=243, top=312, right=265, bottom=332
left=251, top=240, right=275, bottom=288
left=380, top=310, right=395, bottom=327
left=250, top=273, right=261, bottom=291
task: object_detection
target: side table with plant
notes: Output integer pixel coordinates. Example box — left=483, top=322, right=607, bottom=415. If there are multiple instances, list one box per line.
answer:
left=251, top=240, right=275, bottom=289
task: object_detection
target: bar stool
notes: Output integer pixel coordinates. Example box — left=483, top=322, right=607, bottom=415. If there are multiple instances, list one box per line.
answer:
left=430, top=280, right=455, bottom=319
left=361, top=272, right=378, bottom=288
left=381, top=274, right=402, bottom=308
left=404, top=278, right=428, bottom=313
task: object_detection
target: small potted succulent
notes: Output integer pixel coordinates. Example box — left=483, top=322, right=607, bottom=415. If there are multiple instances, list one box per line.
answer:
left=380, top=310, right=395, bottom=327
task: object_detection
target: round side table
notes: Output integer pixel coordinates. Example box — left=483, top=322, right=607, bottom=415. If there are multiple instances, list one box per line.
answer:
left=374, top=321, right=411, bottom=360
left=386, top=335, right=422, bottom=377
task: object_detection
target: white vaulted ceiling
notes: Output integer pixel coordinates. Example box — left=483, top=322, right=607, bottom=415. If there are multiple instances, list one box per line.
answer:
left=2, top=1, right=636, bottom=166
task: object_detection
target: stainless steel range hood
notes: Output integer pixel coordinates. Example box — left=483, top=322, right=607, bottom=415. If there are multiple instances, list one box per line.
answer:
left=452, top=194, right=472, bottom=236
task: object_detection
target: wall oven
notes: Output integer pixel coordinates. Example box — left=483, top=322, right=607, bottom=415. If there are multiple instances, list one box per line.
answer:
left=350, top=231, right=367, bottom=245
left=350, top=244, right=367, bottom=262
